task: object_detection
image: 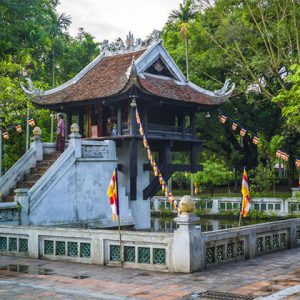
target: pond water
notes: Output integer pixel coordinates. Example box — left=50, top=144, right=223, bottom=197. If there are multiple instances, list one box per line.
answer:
left=150, top=217, right=269, bottom=233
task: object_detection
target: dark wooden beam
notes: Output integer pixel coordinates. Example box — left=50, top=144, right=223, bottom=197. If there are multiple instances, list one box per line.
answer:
left=191, top=111, right=196, bottom=139
left=129, top=138, right=137, bottom=200
left=143, top=164, right=202, bottom=172
left=129, top=102, right=137, bottom=136
left=190, top=144, right=200, bottom=173
left=117, top=105, right=122, bottom=136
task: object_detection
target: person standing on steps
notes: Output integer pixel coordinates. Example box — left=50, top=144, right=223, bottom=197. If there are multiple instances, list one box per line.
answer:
left=56, top=113, right=65, bottom=152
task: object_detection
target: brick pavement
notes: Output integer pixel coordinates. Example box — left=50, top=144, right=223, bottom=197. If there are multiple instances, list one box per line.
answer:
left=0, top=248, right=300, bottom=299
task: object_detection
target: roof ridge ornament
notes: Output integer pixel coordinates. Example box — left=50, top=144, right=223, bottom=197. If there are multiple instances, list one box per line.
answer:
left=21, top=78, right=42, bottom=96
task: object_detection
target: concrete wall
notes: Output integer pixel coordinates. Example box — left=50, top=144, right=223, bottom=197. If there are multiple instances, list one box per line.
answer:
left=0, top=217, right=299, bottom=273
left=152, top=196, right=299, bottom=216
left=27, top=137, right=134, bottom=227
left=117, top=141, right=150, bottom=229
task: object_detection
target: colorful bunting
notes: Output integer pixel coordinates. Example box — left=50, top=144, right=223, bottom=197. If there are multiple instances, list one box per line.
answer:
left=15, top=125, right=22, bottom=133
left=296, top=159, right=300, bottom=168
left=27, top=118, right=35, bottom=127
left=135, top=105, right=177, bottom=209
left=276, top=150, right=289, bottom=161
left=220, top=115, right=227, bottom=124
left=3, top=132, right=9, bottom=140
left=232, top=122, right=238, bottom=131
left=252, top=136, right=260, bottom=145
left=240, top=128, right=247, bottom=137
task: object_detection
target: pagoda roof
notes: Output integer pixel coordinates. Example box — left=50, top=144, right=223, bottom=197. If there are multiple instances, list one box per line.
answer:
left=23, top=40, right=234, bottom=107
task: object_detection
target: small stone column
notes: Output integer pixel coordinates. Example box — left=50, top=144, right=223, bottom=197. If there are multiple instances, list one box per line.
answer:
left=172, top=195, right=202, bottom=273
left=15, top=188, right=29, bottom=225
left=69, top=123, right=82, bottom=158
left=30, top=127, right=43, bottom=161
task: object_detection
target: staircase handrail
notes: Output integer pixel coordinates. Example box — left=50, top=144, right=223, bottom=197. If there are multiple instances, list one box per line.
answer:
left=29, top=144, right=75, bottom=209
left=0, top=147, right=36, bottom=196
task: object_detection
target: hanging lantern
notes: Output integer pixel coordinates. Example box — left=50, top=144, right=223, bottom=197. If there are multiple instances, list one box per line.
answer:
left=281, top=152, right=289, bottom=162
left=276, top=149, right=284, bottom=159
left=15, top=125, right=22, bottom=133
left=3, top=132, right=9, bottom=140
left=239, top=128, right=247, bottom=137
left=220, top=115, right=227, bottom=124
left=27, top=118, right=35, bottom=127
left=231, top=122, right=238, bottom=131
left=252, top=136, right=260, bottom=145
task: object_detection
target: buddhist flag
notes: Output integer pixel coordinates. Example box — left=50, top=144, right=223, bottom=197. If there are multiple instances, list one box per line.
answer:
left=107, top=168, right=119, bottom=222
left=220, top=115, right=227, bottom=124
left=281, top=152, right=289, bottom=162
left=15, top=125, right=22, bottom=133
left=3, top=132, right=9, bottom=140
left=276, top=149, right=284, bottom=159
left=241, top=167, right=250, bottom=218
left=252, top=136, right=260, bottom=145
left=239, top=128, right=247, bottom=137
left=296, top=159, right=300, bottom=168
left=135, top=110, right=141, bottom=125
left=232, top=122, right=238, bottom=131
left=27, top=117, right=35, bottom=127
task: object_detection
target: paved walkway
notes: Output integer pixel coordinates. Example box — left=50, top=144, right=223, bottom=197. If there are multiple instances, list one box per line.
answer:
left=0, top=248, right=300, bottom=299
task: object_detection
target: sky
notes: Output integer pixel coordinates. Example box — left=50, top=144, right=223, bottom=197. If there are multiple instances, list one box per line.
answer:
left=57, top=0, right=182, bottom=42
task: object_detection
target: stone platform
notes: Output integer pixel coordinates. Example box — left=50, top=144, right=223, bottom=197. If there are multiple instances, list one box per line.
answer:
left=0, top=248, right=300, bottom=299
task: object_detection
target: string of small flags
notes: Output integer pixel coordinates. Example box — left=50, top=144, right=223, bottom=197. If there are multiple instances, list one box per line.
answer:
left=134, top=104, right=177, bottom=209
left=1, top=117, right=36, bottom=141
left=219, top=114, right=299, bottom=169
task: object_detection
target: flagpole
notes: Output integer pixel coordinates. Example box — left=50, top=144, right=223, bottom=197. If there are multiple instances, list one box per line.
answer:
left=115, top=167, right=123, bottom=267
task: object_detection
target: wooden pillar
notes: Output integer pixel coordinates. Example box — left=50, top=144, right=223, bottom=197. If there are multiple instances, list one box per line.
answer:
left=144, top=106, right=148, bottom=134
left=190, top=144, right=199, bottom=173
left=129, top=102, right=137, bottom=136
left=78, top=112, right=84, bottom=136
left=66, top=113, right=72, bottom=137
left=191, top=111, right=196, bottom=138
left=117, top=105, right=122, bottom=136
left=129, top=138, right=137, bottom=200
left=182, top=113, right=186, bottom=137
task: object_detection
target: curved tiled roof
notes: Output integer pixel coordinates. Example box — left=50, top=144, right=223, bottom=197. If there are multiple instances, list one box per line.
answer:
left=138, top=75, right=223, bottom=106
left=34, top=49, right=146, bottom=105
left=31, top=42, right=233, bottom=107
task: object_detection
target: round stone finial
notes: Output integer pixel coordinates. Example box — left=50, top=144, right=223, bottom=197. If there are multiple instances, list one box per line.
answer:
left=71, top=123, right=80, bottom=134
left=179, top=195, right=195, bottom=214
left=33, top=127, right=42, bottom=136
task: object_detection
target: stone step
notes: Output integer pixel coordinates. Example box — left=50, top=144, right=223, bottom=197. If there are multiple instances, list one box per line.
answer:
left=24, top=173, right=42, bottom=181
left=16, top=181, right=35, bottom=189
left=3, top=195, right=15, bottom=202
left=32, top=166, right=48, bottom=173
left=44, top=152, right=60, bottom=160
left=36, top=160, right=53, bottom=167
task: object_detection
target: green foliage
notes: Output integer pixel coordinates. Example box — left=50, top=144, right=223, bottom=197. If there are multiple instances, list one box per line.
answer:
left=191, top=161, right=234, bottom=196
left=249, top=163, right=275, bottom=194
left=273, top=64, right=300, bottom=133
left=0, top=0, right=100, bottom=171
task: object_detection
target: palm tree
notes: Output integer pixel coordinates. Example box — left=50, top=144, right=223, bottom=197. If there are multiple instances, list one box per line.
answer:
left=169, top=0, right=197, bottom=80
left=49, top=12, right=71, bottom=87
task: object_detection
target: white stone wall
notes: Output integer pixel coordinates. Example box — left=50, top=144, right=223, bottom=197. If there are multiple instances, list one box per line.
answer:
left=117, top=141, right=150, bottom=229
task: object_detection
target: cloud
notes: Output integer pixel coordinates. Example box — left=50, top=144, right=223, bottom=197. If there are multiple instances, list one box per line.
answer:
left=57, top=0, right=181, bottom=42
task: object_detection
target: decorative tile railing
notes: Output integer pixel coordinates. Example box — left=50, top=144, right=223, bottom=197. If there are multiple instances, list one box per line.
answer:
left=43, top=238, right=91, bottom=259
left=109, top=243, right=166, bottom=266
left=256, top=231, right=288, bottom=254
left=0, top=235, right=28, bottom=254
left=205, top=239, right=245, bottom=265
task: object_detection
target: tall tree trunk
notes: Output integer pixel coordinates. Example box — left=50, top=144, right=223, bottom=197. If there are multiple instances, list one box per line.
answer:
left=185, top=36, right=189, bottom=80
left=52, top=48, right=55, bottom=88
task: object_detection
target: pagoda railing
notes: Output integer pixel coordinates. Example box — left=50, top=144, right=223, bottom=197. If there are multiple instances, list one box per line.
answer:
left=121, top=122, right=191, bottom=136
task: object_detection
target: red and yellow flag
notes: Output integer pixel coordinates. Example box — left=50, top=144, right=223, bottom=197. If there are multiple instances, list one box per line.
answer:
left=241, top=167, right=250, bottom=217
left=107, top=168, right=119, bottom=222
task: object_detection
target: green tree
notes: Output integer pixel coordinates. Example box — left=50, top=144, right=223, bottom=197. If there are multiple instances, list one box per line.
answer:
left=169, top=0, right=197, bottom=79
left=191, top=161, right=234, bottom=196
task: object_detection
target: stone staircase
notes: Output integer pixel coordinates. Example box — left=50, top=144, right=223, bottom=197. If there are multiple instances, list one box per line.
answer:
left=3, top=152, right=60, bottom=202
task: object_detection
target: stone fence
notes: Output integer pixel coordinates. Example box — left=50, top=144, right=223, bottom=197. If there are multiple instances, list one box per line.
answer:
left=152, top=193, right=300, bottom=216
left=0, top=217, right=299, bottom=273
